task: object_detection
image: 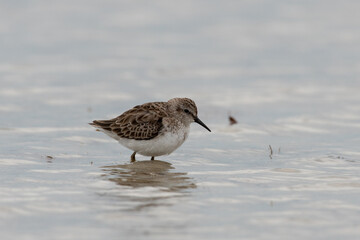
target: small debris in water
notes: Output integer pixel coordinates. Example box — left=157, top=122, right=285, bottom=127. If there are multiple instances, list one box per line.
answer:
left=269, top=145, right=273, bottom=159
left=229, top=115, right=238, bottom=125
left=96, top=129, right=100, bottom=132
left=45, top=155, right=54, bottom=163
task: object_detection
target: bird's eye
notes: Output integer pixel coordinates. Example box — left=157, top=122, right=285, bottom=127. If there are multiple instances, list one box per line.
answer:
left=184, top=109, right=190, bottom=114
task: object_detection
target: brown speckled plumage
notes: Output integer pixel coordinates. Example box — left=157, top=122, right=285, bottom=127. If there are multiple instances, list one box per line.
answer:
left=89, top=97, right=211, bottom=162
left=90, top=102, right=169, bottom=140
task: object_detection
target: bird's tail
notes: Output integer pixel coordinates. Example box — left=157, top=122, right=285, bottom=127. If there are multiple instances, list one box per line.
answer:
left=89, top=120, right=114, bottom=131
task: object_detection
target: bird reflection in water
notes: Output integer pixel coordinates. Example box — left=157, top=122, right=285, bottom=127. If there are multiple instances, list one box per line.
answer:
left=101, top=160, right=196, bottom=211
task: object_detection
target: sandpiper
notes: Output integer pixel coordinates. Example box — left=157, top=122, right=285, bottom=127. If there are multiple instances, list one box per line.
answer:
left=89, top=98, right=211, bottom=162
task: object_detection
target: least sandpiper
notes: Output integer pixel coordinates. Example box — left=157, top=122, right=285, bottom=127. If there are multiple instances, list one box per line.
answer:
left=90, top=98, right=211, bottom=162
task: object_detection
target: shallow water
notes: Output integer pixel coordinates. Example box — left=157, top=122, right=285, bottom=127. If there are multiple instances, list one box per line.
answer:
left=1, top=1, right=360, bottom=239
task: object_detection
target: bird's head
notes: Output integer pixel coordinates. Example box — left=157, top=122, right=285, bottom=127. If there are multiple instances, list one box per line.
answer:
left=168, top=98, right=211, bottom=132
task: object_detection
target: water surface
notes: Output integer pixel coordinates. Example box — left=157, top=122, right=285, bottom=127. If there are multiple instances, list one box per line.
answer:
left=1, top=1, right=360, bottom=239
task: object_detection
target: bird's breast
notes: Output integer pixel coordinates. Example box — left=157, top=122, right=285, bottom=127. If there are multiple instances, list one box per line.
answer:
left=117, top=124, right=190, bottom=157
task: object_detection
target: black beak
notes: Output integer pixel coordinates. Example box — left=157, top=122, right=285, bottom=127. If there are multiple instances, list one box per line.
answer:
left=194, top=117, right=211, bottom=132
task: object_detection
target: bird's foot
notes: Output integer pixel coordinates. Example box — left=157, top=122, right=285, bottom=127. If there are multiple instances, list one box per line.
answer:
left=151, top=156, right=155, bottom=161
left=131, top=152, right=136, bottom=162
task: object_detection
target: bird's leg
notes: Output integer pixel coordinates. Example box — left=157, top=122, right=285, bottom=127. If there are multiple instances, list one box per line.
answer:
left=151, top=156, right=155, bottom=161
left=131, top=152, right=136, bottom=162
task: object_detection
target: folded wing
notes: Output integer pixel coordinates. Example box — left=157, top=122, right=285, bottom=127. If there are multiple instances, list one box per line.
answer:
left=90, top=102, right=168, bottom=140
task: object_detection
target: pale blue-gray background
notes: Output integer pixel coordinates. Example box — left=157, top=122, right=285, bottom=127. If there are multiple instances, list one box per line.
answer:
left=1, top=1, right=360, bottom=239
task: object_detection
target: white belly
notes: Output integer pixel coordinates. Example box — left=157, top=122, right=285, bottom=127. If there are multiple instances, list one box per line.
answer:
left=107, top=126, right=190, bottom=157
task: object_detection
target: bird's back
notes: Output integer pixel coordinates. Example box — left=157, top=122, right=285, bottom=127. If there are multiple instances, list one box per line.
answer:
left=90, top=101, right=169, bottom=140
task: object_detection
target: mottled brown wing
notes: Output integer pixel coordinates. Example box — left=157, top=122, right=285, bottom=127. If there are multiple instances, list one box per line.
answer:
left=91, top=102, right=168, bottom=140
